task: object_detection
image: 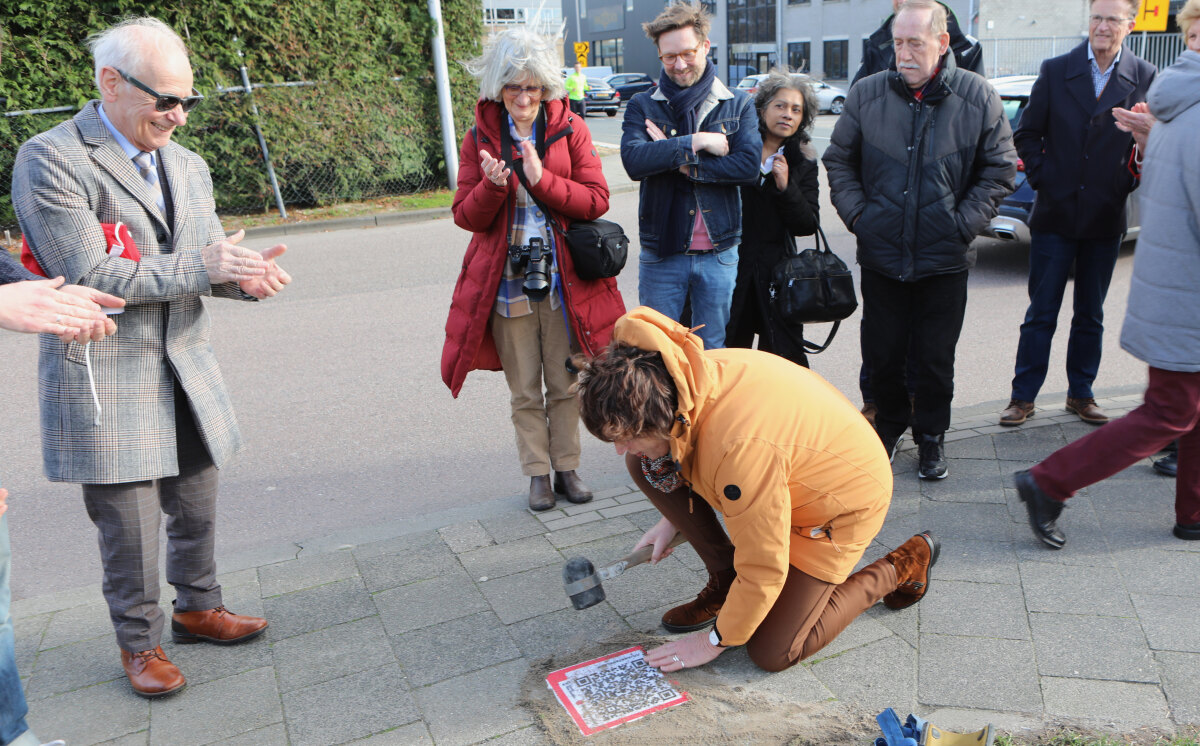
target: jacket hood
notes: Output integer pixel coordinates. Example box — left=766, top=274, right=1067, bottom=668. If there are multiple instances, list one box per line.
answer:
left=611, top=307, right=718, bottom=458
left=1148, top=50, right=1200, bottom=123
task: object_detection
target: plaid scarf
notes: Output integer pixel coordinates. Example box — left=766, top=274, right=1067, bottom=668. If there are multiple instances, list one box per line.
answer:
left=495, top=119, right=559, bottom=318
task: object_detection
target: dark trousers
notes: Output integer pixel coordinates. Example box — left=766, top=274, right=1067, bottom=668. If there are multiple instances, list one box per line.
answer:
left=861, top=269, right=969, bottom=438
left=725, top=278, right=809, bottom=368
left=1032, top=366, right=1200, bottom=526
left=624, top=453, right=897, bottom=671
left=1011, top=231, right=1122, bottom=401
left=569, top=98, right=586, bottom=117
left=81, top=390, right=222, bottom=652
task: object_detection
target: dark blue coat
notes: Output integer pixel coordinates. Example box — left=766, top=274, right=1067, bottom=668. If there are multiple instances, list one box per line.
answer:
left=1015, top=41, right=1156, bottom=240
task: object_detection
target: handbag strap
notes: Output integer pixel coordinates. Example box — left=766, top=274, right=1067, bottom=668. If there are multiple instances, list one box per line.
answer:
left=774, top=318, right=841, bottom=355
left=786, top=223, right=833, bottom=257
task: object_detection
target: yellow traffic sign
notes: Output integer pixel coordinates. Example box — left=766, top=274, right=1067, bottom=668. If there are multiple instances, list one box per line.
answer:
left=574, top=41, right=589, bottom=66
left=1133, top=0, right=1168, bottom=31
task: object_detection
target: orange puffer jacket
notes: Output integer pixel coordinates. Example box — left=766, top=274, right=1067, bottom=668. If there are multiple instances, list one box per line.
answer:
left=614, top=307, right=893, bottom=646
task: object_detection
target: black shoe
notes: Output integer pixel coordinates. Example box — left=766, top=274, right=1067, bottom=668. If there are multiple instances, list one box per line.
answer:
left=1153, top=451, right=1178, bottom=478
left=877, top=430, right=904, bottom=464
left=915, top=432, right=948, bottom=480
left=1014, top=469, right=1066, bottom=549
left=1174, top=522, right=1200, bottom=540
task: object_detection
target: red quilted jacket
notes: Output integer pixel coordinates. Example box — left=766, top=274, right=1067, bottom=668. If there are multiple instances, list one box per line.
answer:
left=441, top=97, right=626, bottom=397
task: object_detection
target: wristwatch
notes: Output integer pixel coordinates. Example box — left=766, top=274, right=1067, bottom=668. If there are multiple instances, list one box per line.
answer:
left=709, top=627, right=723, bottom=647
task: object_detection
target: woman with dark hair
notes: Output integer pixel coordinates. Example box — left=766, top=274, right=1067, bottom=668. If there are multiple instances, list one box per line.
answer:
left=725, top=69, right=820, bottom=367
left=442, top=27, right=625, bottom=510
left=575, top=306, right=938, bottom=673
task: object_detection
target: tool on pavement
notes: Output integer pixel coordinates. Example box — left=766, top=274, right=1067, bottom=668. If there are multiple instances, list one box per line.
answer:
left=563, top=534, right=688, bottom=610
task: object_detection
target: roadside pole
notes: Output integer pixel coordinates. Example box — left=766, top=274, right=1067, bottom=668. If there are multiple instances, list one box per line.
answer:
left=430, top=0, right=459, bottom=191
left=235, top=40, right=288, bottom=220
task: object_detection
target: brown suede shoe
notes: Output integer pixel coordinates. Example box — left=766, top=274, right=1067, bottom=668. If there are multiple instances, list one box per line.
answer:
left=553, top=470, right=593, bottom=504
left=882, top=531, right=939, bottom=610
left=121, top=646, right=186, bottom=698
left=1065, top=397, right=1109, bottom=425
left=172, top=604, right=268, bottom=645
left=999, top=399, right=1034, bottom=426
left=529, top=475, right=555, bottom=511
left=661, top=567, right=736, bottom=633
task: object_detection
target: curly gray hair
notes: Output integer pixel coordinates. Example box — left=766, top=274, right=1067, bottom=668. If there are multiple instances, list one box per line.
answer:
left=464, top=27, right=566, bottom=102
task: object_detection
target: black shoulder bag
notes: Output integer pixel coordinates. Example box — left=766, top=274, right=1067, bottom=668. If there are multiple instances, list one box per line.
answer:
left=767, top=225, right=858, bottom=354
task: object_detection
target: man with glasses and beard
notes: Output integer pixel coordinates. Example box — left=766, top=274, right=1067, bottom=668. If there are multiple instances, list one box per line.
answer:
left=11, top=17, right=291, bottom=698
left=620, top=1, right=760, bottom=351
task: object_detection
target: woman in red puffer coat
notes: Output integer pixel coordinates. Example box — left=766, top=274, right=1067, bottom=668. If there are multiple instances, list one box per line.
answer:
left=441, top=27, right=625, bottom=511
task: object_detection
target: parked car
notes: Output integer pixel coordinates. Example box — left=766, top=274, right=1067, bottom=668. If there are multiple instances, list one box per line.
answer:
left=983, top=75, right=1140, bottom=245
left=735, top=73, right=847, bottom=114
left=584, top=78, right=620, bottom=116
left=605, top=72, right=655, bottom=102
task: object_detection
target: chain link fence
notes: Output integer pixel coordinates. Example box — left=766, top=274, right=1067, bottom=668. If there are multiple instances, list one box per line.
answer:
left=983, top=33, right=1188, bottom=78
left=1, top=78, right=452, bottom=237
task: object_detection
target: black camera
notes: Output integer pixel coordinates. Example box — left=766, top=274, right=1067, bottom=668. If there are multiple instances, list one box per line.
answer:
left=508, top=236, right=551, bottom=302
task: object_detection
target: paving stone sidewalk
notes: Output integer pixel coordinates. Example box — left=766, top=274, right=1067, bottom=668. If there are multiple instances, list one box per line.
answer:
left=15, top=390, right=1200, bottom=744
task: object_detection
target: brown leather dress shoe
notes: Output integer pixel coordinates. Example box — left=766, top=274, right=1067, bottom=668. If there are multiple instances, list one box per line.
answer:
left=661, top=567, right=736, bottom=633
left=553, top=470, right=593, bottom=504
left=121, top=646, right=186, bottom=698
left=172, top=604, right=268, bottom=645
left=999, top=399, right=1034, bottom=426
left=528, top=475, right=555, bottom=511
left=882, top=531, right=939, bottom=609
left=1065, top=397, right=1109, bottom=424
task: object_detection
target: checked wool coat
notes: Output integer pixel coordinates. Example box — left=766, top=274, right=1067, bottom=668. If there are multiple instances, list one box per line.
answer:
left=12, top=101, right=252, bottom=484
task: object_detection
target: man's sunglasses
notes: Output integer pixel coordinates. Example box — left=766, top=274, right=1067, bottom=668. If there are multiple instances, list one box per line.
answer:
left=117, top=69, right=204, bottom=112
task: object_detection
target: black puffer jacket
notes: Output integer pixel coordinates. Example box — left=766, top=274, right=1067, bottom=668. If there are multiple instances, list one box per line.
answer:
left=823, top=54, right=1016, bottom=282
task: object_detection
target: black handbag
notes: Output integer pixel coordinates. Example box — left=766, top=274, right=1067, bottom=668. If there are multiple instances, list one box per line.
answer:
left=563, top=219, right=629, bottom=280
left=767, top=225, right=858, bottom=354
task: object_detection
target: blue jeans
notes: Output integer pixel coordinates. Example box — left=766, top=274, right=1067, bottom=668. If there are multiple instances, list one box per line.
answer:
left=638, top=246, right=739, bottom=350
left=1011, top=231, right=1122, bottom=402
left=0, top=514, right=32, bottom=746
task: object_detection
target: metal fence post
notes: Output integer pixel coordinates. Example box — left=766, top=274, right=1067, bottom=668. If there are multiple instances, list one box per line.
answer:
left=235, top=42, right=288, bottom=219
left=429, top=0, right=459, bottom=190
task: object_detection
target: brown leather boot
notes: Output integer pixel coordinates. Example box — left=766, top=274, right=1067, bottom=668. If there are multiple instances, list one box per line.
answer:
left=1066, top=397, right=1109, bottom=424
left=553, top=470, right=593, bottom=504
left=661, top=567, right=736, bottom=633
left=882, top=531, right=939, bottom=609
left=528, top=475, right=555, bottom=511
left=121, top=646, right=186, bottom=698
left=172, top=603, right=268, bottom=645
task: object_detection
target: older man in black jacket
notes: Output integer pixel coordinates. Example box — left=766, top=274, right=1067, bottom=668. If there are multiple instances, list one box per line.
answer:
left=824, top=0, right=1016, bottom=480
left=999, top=0, right=1156, bottom=429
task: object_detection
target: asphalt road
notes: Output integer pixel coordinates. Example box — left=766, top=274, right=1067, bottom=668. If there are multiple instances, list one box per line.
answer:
left=0, top=114, right=1147, bottom=600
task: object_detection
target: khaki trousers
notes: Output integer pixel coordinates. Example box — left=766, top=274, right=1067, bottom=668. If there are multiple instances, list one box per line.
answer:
left=492, top=302, right=580, bottom=476
left=626, top=453, right=898, bottom=672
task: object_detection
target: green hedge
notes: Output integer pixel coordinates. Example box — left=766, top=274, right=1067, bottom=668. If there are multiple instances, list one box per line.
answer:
left=0, top=0, right=482, bottom=226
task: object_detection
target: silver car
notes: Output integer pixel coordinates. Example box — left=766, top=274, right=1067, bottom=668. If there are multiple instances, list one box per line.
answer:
left=735, top=73, right=847, bottom=114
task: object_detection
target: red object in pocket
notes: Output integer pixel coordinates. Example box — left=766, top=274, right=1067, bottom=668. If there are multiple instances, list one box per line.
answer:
left=21, top=222, right=142, bottom=277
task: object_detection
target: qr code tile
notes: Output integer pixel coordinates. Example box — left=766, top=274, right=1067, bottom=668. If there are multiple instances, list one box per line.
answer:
left=563, top=655, right=680, bottom=726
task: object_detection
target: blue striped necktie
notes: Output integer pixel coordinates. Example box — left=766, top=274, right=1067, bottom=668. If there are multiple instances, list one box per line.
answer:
left=132, top=151, right=165, bottom=214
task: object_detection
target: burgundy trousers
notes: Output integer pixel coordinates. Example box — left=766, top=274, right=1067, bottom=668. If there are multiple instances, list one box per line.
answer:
left=1031, top=366, right=1200, bottom=526
left=625, top=453, right=897, bottom=671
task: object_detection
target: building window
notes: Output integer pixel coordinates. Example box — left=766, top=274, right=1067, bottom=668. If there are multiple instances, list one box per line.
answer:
left=824, top=39, right=849, bottom=80
left=593, top=38, right=624, bottom=71
left=728, top=0, right=774, bottom=44
left=787, top=41, right=811, bottom=72
left=787, top=0, right=811, bottom=4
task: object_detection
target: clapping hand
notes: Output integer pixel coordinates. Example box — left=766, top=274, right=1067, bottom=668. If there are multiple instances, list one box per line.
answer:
left=519, top=140, right=544, bottom=187
left=0, top=276, right=122, bottom=343
left=238, top=244, right=291, bottom=299
left=1113, top=102, right=1157, bottom=155
left=202, top=229, right=269, bottom=284
left=479, top=149, right=511, bottom=188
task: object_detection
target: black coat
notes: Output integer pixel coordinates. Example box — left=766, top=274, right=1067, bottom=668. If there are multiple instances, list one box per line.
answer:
left=852, top=3, right=985, bottom=87
left=824, top=54, right=1017, bottom=282
left=726, top=139, right=820, bottom=366
left=1015, top=42, right=1156, bottom=240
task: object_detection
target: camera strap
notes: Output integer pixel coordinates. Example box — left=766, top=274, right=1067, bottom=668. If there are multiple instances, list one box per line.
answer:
left=500, top=105, right=550, bottom=213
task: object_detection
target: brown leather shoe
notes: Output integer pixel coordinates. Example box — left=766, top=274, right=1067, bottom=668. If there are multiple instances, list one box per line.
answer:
left=1066, top=397, right=1109, bottom=425
left=882, top=531, right=939, bottom=610
left=662, top=567, right=736, bottom=633
left=172, top=604, right=268, bottom=645
left=999, top=399, right=1035, bottom=426
left=553, top=470, right=593, bottom=504
left=528, top=475, right=555, bottom=511
left=861, top=402, right=877, bottom=426
left=121, top=646, right=186, bottom=698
